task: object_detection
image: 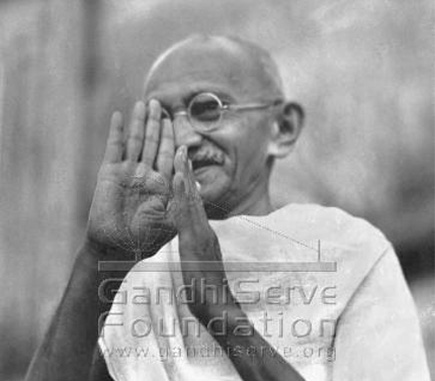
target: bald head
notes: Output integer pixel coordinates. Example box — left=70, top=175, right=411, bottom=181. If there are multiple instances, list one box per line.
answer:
left=144, top=35, right=284, bottom=101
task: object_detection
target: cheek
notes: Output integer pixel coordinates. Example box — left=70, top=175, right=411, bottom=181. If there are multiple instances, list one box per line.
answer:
left=234, top=121, right=271, bottom=172
left=205, top=117, right=271, bottom=179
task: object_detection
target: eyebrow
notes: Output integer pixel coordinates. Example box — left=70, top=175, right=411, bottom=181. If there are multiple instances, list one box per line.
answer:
left=183, top=86, right=236, bottom=104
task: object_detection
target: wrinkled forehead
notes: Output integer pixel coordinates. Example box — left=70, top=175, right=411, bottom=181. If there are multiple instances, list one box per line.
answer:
left=144, top=38, right=283, bottom=101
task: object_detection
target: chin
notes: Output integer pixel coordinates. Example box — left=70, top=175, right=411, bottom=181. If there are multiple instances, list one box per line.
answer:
left=197, top=179, right=233, bottom=220
left=192, top=165, right=234, bottom=217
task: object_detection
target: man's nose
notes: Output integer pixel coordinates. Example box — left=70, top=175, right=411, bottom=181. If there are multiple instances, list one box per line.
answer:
left=173, top=113, right=203, bottom=149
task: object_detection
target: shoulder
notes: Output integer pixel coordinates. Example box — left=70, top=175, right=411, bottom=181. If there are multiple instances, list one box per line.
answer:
left=277, top=203, right=399, bottom=299
left=281, top=202, right=392, bottom=264
left=272, top=203, right=392, bottom=257
left=274, top=202, right=388, bottom=242
left=211, top=203, right=395, bottom=298
left=213, top=202, right=392, bottom=259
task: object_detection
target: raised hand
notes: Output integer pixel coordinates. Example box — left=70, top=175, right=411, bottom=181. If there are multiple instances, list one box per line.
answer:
left=86, top=100, right=176, bottom=260
left=170, top=146, right=306, bottom=381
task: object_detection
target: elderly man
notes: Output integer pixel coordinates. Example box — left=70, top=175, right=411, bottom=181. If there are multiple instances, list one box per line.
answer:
left=26, top=35, right=429, bottom=381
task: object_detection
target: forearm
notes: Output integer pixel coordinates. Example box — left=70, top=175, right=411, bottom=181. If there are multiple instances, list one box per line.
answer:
left=209, top=307, right=305, bottom=381
left=25, top=243, right=130, bottom=381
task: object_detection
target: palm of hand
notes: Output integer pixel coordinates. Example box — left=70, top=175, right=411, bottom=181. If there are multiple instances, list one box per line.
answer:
left=86, top=101, right=176, bottom=260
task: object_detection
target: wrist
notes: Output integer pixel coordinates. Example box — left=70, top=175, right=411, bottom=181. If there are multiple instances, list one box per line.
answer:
left=77, top=240, right=136, bottom=277
left=201, top=304, right=251, bottom=345
left=81, top=236, right=134, bottom=262
left=197, top=300, right=244, bottom=327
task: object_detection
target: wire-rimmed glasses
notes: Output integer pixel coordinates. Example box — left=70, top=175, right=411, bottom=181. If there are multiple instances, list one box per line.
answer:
left=160, top=92, right=283, bottom=132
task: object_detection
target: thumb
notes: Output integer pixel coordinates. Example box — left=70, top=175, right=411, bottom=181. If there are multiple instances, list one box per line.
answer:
left=170, top=145, right=207, bottom=236
left=170, top=146, right=192, bottom=231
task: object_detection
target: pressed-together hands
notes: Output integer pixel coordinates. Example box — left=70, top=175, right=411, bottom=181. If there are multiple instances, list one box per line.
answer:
left=170, top=138, right=304, bottom=381
left=171, top=145, right=239, bottom=321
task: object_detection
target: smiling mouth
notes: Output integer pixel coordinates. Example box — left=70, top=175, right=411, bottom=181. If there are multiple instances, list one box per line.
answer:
left=191, top=158, right=221, bottom=171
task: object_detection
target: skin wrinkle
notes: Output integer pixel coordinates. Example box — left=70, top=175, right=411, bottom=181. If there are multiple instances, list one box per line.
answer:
left=143, top=35, right=290, bottom=219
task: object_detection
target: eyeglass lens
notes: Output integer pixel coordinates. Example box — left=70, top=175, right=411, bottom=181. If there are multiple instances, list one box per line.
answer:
left=189, top=93, right=222, bottom=123
left=159, top=93, right=222, bottom=128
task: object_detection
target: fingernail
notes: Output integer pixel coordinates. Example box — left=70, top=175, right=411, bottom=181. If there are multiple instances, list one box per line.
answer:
left=195, top=181, right=201, bottom=191
left=148, top=99, right=160, bottom=113
left=188, top=159, right=193, bottom=171
left=136, top=101, right=145, bottom=115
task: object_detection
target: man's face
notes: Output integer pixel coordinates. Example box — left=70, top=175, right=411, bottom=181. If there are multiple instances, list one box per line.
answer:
left=144, top=41, right=276, bottom=217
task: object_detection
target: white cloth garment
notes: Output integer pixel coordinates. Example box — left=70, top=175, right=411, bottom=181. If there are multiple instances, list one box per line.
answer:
left=99, top=203, right=430, bottom=381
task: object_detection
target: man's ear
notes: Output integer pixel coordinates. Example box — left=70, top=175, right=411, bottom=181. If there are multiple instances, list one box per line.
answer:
left=268, top=102, right=304, bottom=158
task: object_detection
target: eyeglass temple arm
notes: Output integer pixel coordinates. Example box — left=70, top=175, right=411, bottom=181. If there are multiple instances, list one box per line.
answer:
left=226, top=99, right=283, bottom=111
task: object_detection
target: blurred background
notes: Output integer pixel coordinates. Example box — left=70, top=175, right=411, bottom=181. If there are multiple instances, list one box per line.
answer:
left=0, top=0, right=433, bottom=380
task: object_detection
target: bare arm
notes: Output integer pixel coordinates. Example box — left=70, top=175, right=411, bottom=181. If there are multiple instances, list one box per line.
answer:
left=25, top=244, right=127, bottom=381
left=26, top=100, right=176, bottom=381
left=171, top=147, right=305, bottom=381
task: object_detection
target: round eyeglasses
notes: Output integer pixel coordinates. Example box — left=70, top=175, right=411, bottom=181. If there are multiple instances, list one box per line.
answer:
left=160, top=92, right=283, bottom=132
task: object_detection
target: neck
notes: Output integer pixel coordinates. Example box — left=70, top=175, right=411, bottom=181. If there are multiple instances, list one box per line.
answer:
left=229, top=187, right=273, bottom=218
left=206, top=179, right=274, bottom=220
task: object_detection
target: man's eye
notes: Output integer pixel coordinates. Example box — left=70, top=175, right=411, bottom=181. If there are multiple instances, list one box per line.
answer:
left=191, top=100, right=221, bottom=121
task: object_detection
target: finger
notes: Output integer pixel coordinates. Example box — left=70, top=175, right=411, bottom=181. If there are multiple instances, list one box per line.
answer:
left=172, top=154, right=217, bottom=268
left=174, top=146, right=198, bottom=200
left=172, top=176, right=196, bottom=241
left=156, top=118, right=175, bottom=180
left=126, top=101, right=146, bottom=161
left=172, top=146, right=207, bottom=227
left=103, top=111, right=124, bottom=163
left=173, top=145, right=192, bottom=195
left=142, top=99, right=161, bottom=167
